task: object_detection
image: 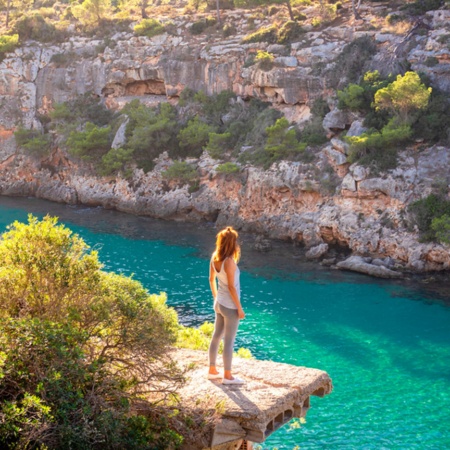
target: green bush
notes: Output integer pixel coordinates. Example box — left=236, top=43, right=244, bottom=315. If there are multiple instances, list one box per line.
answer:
left=0, top=216, right=184, bottom=449
left=300, top=117, right=328, bottom=146
left=190, top=17, right=217, bottom=35
left=401, top=0, right=443, bottom=15
left=431, top=214, right=450, bottom=244
left=66, top=122, right=111, bottom=160
left=346, top=119, right=412, bottom=170
left=0, top=34, right=19, bottom=60
left=162, top=161, right=198, bottom=184
left=223, top=23, right=236, bottom=37
left=255, top=50, right=274, bottom=71
left=14, top=14, right=64, bottom=43
left=264, top=117, right=306, bottom=166
left=124, top=101, right=179, bottom=170
left=134, top=18, right=165, bottom=38
left=277, top=20, right=305, bottom=44
left=178, top=116, right=215, bottom=157
left=241, top=25, right=278, bottom=44
left=216, top=162, right=240, bottom=174
left=205, top=132, right=232, bottom=159
left=14, top=127, right=52, bottom=157
left=100, top=147, right=134, bottom=176
left=409, top=194, right=450, bottom=241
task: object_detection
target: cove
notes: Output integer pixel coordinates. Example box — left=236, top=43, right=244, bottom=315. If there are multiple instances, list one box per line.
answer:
left=0, top=196, right=449, bottom=449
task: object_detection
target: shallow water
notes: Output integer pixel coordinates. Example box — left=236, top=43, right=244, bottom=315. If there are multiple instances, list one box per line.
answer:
left=1, top=197, right=449, bottom=449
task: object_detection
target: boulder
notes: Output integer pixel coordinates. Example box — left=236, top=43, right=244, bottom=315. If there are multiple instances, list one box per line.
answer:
left=306, top=243, right=329, bottom=260
left=337, top=255, right=402, bottom=278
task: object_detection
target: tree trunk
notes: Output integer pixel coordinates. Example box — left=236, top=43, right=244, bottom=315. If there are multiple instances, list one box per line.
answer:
left=6, top=0, right=11, bottom=28
left=285, top=0, right=295, bottom=21
left=352, top=0, right=362, bottom=20
left=141, top=0, right=149, bottom=18
left=216, top=0, right=221, bottom=25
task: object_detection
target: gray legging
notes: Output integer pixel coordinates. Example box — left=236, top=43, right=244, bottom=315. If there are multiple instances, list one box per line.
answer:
left=208, top=302, right=240, bottom=371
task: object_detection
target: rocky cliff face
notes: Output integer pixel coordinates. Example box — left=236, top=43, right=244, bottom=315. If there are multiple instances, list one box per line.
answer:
left=0, top=5, right=450, bottom=274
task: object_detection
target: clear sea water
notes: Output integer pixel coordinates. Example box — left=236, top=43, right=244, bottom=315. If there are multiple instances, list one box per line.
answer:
left=1, top=197, right=449, bottom=450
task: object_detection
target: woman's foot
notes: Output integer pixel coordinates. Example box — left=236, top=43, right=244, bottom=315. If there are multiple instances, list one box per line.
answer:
left=207, top=367, right=222, bottom=380
left=222, top=376, right=246, bottom=385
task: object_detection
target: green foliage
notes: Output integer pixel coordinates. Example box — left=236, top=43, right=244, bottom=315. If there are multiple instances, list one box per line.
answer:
left=190, top=17, right=216, bottom=35
left=205, top=132, right=232, bottom=159
left=338, top=84, right=366, bottom=110
left=255, top=50, right=274, bottom=71
left=13, top=14, right=63, bottom=42
left=0, top=216, right=183, bottom=448
left=216, top=162, right=240, bottom=174
left=100, top=147, right=134, bottom=176
left=346, top=118, right=411, bottom=170
left=14, top=127, right=52, bottom=157
left=178, top=116, right=215, bottom=157
left=374, top=71, right=432, bottom=123
left=72, top=0, right=111, bottom=27
left=162, top=161, right=198, bottom=185
left=277, top=20, right=305, bottom=44
left=401, top=0, right=444, bottom=15
left=409, top=194, right=450, bottom=241
left=124, top=101, right=179, bottom=170
left=222, top=23, right=236, bottom=37
left=0, top=34, right=19, bottom=60
left=300, top=117, right=328, bottom=147
left=310, top=97, right=330, bottom=119
left=264, top=117, right=306, bottom=166
left=242, top=24, right=278, bottom=44
left=431, top=214, right=450, bottom=244
left=66, top=122, right=111, bottom=160
left=413, top=87, right=450, bottom=143
left=134, top=18, right=165, bottom=37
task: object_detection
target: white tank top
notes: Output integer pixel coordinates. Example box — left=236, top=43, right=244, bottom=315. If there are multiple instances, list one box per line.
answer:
left=212, top=257, right=240, bottom=310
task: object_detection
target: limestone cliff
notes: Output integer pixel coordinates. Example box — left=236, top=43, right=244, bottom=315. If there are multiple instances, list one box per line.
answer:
left=0, top=4, right=450, bottom=274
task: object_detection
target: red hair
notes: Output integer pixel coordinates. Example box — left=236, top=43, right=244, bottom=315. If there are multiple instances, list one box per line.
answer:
left=213, top=226, right=240, bottom=263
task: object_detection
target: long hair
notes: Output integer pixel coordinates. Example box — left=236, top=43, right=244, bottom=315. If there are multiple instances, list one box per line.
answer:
left=213, top=226, right=240, bottom=263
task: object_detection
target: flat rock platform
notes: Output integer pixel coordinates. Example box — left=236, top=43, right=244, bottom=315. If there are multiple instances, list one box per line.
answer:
left=172, top=348, right=333, bottom=449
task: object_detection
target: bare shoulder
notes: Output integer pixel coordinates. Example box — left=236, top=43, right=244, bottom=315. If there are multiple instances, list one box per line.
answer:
left=224, top=258, right=237, bottom=271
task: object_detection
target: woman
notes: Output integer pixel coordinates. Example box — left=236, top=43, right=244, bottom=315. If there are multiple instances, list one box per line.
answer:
left=208, top=226, right=246, bottom=385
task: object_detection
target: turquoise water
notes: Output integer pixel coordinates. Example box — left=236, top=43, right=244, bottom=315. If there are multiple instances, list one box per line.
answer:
left=1, top=197, right=450, bottom=449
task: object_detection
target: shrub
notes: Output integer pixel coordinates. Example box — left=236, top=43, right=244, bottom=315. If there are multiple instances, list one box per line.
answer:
left=134, top=18, right=165, bottom=38
left=241, top=25, right=278, bottom=44
left=255, top=50, right=274, bottom=71
left=66, top=122, right=111, bottom=160
left=431, top=214, right=450, bottom=244
left=205, top=132, right=232, bottom=159
left=300, top=117, right=328, bottom=146
left=71, top=0, right=111, bottom=27
left=401, top=0, right=443, bottom=15
left=0, top=34, right=19, bottom=60
left=223, top=23, right=236, bottom=37
left=14, top=127, right=52, bottom=157
left=374, top=71, right=432, bottom=123
left=190, top=17, right=217, bottom=35
left=14, top=14, right=63, bottom=43
left=277, top=20, right=305, bottom=44
left=178, top=116, right=215, bottom=157
left=100, top=147, right=134, bottom=176
left=162, top=161, right=198, bottom=184
left=216, top=162, right=240, bottom=174
left=310, top=97, right=330, bottom=118
left=264, top=117, right=306, bottom=166
left=346, top=118, right=411, bottom=170
left=0, top=216, right=184, bottom=448
left=425, top=56, right=439, bottom=67
left=409, top=194, right=450, bottom=241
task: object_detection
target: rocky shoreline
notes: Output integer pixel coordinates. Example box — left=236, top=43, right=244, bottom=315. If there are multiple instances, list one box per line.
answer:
left=1, top=144, right=450, bottom=278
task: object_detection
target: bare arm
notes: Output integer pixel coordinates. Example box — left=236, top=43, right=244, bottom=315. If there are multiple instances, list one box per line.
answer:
left=209, top=261, right=217, bottom=301
left=224, top=258, right=245, bottom=319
